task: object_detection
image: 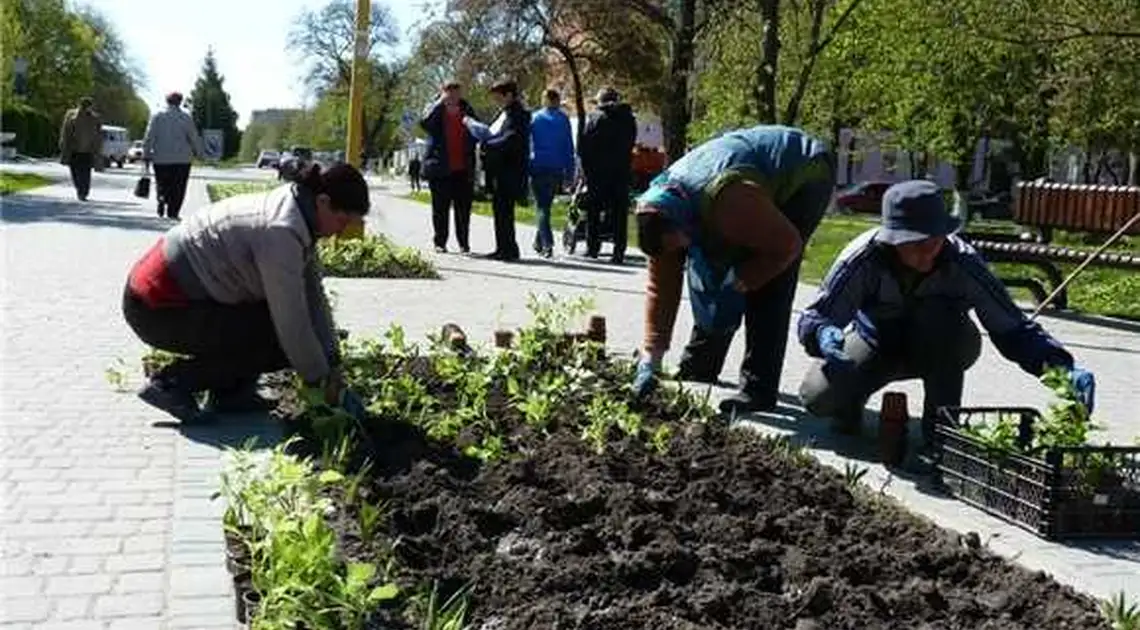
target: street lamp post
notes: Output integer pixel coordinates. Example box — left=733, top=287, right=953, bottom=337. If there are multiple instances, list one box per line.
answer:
left=343, top=0, right=370, bottom=239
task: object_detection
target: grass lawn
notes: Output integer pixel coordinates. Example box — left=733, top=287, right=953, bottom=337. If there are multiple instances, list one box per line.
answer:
left=404, top=191, right=1138, bottom=319
left=0, top=172, right=51, bottom=195
left=206, top=180, right=277, bottom=203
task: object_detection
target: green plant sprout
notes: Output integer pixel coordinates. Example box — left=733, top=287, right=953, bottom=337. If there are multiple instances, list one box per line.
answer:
left=843, top=463, right=869, bottom=489
left=1101, top=591, right=1140, bottom=630
left=104, top=358, right=130, bottom=392
left=416, top=581, right=469, bottom=630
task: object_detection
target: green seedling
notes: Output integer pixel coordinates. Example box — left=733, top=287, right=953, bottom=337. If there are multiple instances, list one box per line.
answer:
left=649, top=424, right=674, bottom=455
left=843, top=462, right=869, bottom=489
left=358, top=501, right=384, bottom=544
left=318, top=234, right=438, bottom=279
left=417, top=581, right=470, bottom=630
left=104, top=358, right=130, bottom=392
left=1101, top=591, right=1140, bottom=630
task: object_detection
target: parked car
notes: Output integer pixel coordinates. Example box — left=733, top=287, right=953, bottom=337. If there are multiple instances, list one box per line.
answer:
left=833, top=180, right=894, bottom=214
left=256, top=150, right=280, bottom=169
left=99, top=125, right=130, bottom=168
left=126, top=140, right=144, bottom=163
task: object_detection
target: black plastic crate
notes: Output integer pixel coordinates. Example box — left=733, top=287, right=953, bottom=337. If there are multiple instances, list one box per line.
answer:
left=933, top=406, right=1140, bottom=540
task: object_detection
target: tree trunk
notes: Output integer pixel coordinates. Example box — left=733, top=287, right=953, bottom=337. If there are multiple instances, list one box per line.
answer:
left=553, top=43, right=587, bottom=148
left=661, top=0, right=697, bottom=162
left=756, top=0, right=781, bottom=124
left=782, top=0, right=824, bottom=125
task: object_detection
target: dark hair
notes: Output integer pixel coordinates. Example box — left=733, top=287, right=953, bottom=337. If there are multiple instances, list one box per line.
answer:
left=490, top=78, right=518, bottom=97
left=544, top=88, right=560, bottom=103
left=443, top=80, right=461, bottom=91
left=166, top=92, right=183, bottom=106
left=297, top=162, right=370, bottom=216
left=637, top=212, right=670, bottom=257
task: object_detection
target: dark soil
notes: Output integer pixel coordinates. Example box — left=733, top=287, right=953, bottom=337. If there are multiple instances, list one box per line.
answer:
left=285, top=413, right=1110, bottom=630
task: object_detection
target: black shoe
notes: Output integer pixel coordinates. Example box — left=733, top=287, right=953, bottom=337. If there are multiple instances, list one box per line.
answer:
left=500, top=250, right=520, bottom=262
left=610, top=253, right=625, bottom=265
left=138, top=379, right=201, bottom=423
left=203, top=385, right=271, bottom=414
left=459, top=245, right=470, bottom=254
left=718, top=389, right=777, bottom=415
left=674, top=366, right=719, bottom=384
left=478, top=251, right=503, bottom=260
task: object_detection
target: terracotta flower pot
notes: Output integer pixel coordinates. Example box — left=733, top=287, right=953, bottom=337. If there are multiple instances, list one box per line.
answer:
left=494, top=330, right=514, bottom=348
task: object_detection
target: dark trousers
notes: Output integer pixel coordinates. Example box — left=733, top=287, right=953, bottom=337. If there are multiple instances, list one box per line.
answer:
left=67, top=152, right=94, bottom=199
left=154, top=163, right=192, bottom=218
left=585, top=176, right=630, bottom=259
left=122, top=287, right=289, bottom=394
left=491, top=174, right=522, bottom=257
left=428, top=171, right=473, bottom=249
left=676, top=177, right=833, bottom=407
left=409, top=170, right=421, bottom=191
left=799, top=302, right=983, bottom=433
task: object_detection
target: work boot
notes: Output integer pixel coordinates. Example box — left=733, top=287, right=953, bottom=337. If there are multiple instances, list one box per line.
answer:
left=138, top=378, right=201, bottom=423
left=203, top=382, right=271, bottom=415
left=674, top=365, right=718, bottom=384
left=718, top=389, right=776, bottom=415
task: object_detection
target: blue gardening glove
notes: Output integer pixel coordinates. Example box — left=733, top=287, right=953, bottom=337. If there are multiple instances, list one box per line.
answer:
left=1068, top=366, right=1096, bottom=414
left=632, top=357, right=659, bottom=399
left=816, top=325, right=854, bottom=371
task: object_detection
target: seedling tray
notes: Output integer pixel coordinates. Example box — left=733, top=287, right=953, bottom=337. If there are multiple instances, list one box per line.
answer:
left=933, top=406, right=1140, bottom=540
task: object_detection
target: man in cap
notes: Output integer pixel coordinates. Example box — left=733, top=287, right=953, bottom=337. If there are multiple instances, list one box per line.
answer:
left=578, top=87, right=638, bottom=263
left=59, top=96, right=103, bottom=201
left=797, top=179, right=1095, bottom=440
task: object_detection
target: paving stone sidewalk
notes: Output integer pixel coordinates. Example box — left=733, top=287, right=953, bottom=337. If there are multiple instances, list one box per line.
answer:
left=0, top=170, right=1135, bottom=629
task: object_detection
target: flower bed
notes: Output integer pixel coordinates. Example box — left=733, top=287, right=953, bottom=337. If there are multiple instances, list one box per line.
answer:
left=220, top=295, right=1116, bottom=629
left=207, top=181, right=438, bottom=280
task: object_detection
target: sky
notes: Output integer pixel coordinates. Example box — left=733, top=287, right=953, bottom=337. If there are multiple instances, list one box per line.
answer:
left=86, top=0, right=437, bottom=128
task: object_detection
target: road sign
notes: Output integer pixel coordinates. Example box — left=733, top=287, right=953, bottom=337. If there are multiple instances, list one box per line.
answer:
left=202, top=129, right=224, bottom=161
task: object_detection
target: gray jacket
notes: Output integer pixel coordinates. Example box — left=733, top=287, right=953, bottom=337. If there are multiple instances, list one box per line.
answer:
left=143, top=105, right=203, bottom=165
left=798, top=228, right=1074, bottom=375
left=163, top=184, right=336, bottom=383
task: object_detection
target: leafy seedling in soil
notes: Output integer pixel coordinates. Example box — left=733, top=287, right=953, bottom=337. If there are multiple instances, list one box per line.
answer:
left=1101, top=591, right=1140, bottom=630
left=843, top=463, right=869, bottom=489
left=414, top=581, right=469, bottom=630
left=318, top=234, right=439, bottom=279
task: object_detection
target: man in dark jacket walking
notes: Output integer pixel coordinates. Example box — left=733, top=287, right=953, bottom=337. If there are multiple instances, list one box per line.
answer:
left=464, top=79, right=531, bottom=261
left=419, top=81, right=478, bottom=253
left=578, top=88, right=638, bottom=264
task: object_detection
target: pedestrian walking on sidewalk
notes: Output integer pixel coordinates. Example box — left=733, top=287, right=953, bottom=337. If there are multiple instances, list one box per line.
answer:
left=796, top=179, right=1096, bottom=442
left=408, top=155, right=422, bottom=192
left=122, top=162, right=370, bottom=424
left=528, top=88, right=575, bottom=258
left=465, top=78, right=531, bottom=262
left=58, top=96, right=102, bottom=201
left=578, top=87, right=637, bottom=264
left=420, top=81, right=478, bottom=253
left=631, top=125, right=836, bottom=415
left=142, top=91, right=203, bottom=220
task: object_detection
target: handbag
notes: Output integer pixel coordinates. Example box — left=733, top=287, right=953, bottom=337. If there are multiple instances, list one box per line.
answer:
left=133, top=164, right=151, bottom=199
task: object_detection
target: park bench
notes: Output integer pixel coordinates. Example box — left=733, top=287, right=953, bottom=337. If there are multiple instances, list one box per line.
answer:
left=961, top=181, right=1140, bottom=310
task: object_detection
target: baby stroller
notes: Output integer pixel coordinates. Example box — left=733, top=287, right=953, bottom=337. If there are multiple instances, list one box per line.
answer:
left=561, top=183, right=616, bottom=255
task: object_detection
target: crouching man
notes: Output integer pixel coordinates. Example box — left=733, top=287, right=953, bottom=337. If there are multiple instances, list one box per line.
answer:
left=796, top=180, right=1095, bottom=440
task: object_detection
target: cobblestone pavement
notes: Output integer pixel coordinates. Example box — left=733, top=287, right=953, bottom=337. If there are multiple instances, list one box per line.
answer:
left=0, top=168, right=1135, bottom=628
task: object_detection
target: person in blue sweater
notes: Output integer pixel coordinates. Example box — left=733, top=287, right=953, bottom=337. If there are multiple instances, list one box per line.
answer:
left=529, top=89, right=575, bottom=258
left=797, top=179, right=1096, bottom=441
left=631, top=125, right=836, bottom=414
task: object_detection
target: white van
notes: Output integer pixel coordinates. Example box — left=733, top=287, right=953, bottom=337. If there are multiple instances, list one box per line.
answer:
left=100, top=125, right=130, bottom=168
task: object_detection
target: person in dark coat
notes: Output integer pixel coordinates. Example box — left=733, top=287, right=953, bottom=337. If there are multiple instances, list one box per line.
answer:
left=408, top=154, right=422, bottom=192
left=464, top=78, right=532, bottom=261
left=419, top=81, right=478, bottom=253
left=578, top=87, right=638, bottom=264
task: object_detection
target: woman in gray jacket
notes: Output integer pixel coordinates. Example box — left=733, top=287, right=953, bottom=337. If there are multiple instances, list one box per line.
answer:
left=142, top=92, right=204, bottom=220
left=122, top=162, right=369, bottom=423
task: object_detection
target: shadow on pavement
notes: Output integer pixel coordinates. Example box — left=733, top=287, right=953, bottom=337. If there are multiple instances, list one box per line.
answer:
left=1, top=196, right=170, bottom=232
left=1035, top=308, right=1140, bottom=334
left=154, top=412, right=283, bottom=452
left=437, top=265, right=647, bottom=296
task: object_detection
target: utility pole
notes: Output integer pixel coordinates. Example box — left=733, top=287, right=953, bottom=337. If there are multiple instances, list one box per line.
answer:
left=343, top=0, right=370, bottom=239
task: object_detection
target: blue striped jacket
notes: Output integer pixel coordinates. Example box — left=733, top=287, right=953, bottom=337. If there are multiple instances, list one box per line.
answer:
left=797, top=229, right=1074, bottom=375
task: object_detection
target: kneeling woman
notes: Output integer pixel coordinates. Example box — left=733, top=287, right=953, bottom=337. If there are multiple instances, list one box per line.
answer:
left=123, top=163, right=368, bottom=422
